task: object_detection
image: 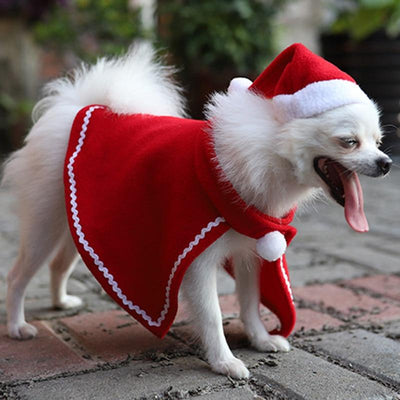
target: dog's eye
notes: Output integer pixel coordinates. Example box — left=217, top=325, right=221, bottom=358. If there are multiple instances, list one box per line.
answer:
left=340, top=137, right=358, bottom=149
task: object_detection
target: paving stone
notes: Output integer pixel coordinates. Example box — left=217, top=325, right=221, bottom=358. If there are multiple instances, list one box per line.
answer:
left=358, top=305, right=400, bottom=324
left=170, top=317, right=248, bottom=350
left=0, top=293, right=117, bottom=325
left=217, top=268, right=236, bottom=295
left=192, top=387, right=258, bottom=399
left=219, top=294, right=240, bottom=317
left=224, top=308, right=344, bottom=347
left=82, top=293, right=120, bottom=313
left=173, top=309, right=343, bottom=355
left=293, top=308, right=344, bottom=332
left=312, top=244, right=400, bottom=274
left=0, top=245, right=17, bottom=281
left=14, top=356, right=231, bottom=400
left=293, top=222, right=349, bottom=245
left=262, top=307, right=343, bottom=334
left=294, top=283, right=400, bottom=321
left=307, top=329, right=400, bottom=387
left=60, top=310, right=187, bottom=362
left=174, top=300, right=191, bottom=323
left=209, top=295, right=344, bottom=335
left=219, top=294, right=280, bottom=321
left=290, top=262, right=367, bottom=287
left=293, top=171, right=400, bottom=241
left=237, top=347, right=399, bottom=400
left=384, top=320, right=400, bottom=341
left=22, top=296, right=80, bottom=321
left=72, top=260, right=107, bottom=292
left=346, top=274, right=400, bottom=302
left=367, top=238, right=400, bottom=257
left=17, top=275, right=90, bottom=301
left=0, top=278, right=5, bottom=301
left=285, top=247, right=314, bottom=269
left=0, top=321, right=92, bottom=382
left=222, top=318, right=249, bottom=349
left=169, top=323, right=197, bottom=347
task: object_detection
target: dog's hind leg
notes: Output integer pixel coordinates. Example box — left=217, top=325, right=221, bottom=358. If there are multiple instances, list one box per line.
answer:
left=6, top=230, right=60, bottom=340
left=181, top=245, right=250, bottom=379
left=6, top=202, right=67, bottom=340
left=234, top=254, right=290, bottom=353
left=6, top=249, right=41, bottom=339
left=50, top=231, right=81, bottom=310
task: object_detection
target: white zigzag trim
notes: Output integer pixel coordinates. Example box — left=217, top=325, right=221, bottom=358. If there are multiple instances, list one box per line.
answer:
left=279, top=256, right=293, bottom=302
left=67, top=105, right=225, bottom=327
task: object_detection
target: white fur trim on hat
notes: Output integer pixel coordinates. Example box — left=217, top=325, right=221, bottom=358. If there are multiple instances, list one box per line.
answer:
left=228, top=77, right=253, bottom=94
left=256, top=231, right=287, bottom=262
left=272, top=79, right=371, bottom=123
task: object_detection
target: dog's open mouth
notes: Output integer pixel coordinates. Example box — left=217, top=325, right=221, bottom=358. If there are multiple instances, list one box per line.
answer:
left=313, top=157, right=369, bottom=233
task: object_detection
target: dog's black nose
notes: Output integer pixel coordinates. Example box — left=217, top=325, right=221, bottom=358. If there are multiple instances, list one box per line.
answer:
left=377, top=157, right=392, bottom=175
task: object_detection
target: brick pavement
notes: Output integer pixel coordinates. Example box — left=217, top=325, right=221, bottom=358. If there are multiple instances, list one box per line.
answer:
left=0, top=167, right=399, bottom=399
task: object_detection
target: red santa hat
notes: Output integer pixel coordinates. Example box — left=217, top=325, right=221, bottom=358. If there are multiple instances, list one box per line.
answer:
left=230, top=43, right=372, bottom=123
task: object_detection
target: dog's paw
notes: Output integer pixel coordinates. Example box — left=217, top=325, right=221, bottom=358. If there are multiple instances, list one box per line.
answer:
left=251, top=334, right=290, bottom=353
left=8, top=322, right=38, bottom=340
left=53, top=295, right=83, bottom=310
left=211, top=357, right=250, bottom=379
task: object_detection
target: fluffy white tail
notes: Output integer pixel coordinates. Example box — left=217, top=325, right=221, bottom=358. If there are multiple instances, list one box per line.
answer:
left=2, top=42, right=185, bottom=192
left=33, top=42, right=186, bottom=122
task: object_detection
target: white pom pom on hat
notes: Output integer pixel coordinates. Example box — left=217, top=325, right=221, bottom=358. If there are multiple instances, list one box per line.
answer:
left=256, top=231, right=287, bottom=262
left=228, top=77, right=253, bottom=93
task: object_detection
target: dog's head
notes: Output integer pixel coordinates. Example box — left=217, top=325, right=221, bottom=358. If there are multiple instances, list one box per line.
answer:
left=238, top=43, right=393, bottom=232
left=212, top=42, right=394, bottom=230
left=209, top=78, right=392, bottom=230
left=277, top=100, right=391, bottom=232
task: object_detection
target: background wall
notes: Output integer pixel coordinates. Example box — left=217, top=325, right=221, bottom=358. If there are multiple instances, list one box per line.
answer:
left=0, top=0, right=399, bottom=154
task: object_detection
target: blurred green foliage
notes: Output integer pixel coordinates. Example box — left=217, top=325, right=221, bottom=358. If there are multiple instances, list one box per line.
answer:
left=0, top=93, right=33, bottom=126
left=328, top=0, right=400, bottom=40
left=0, top=93, right=34, bottom=152
left=34, top=0, right=149, bottom=60
left=1, top=0, right=286, bottom=151
left=34, top=0, right=286, bottom=73
left=158, top=0, right=287, bottom=75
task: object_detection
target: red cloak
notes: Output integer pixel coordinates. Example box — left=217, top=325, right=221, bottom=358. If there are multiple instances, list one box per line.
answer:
left=64, top=105, right=297, bottom=338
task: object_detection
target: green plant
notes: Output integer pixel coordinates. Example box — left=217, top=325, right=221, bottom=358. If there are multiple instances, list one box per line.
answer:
left=327, top=0, right=400, bottom=40
left=33, top=0, right=150, bottom=61
left=0, top=93, right=33, bottom=125
left=158, top=0, right=287, bottom=75
left=0, top=93, right=34, bottom=152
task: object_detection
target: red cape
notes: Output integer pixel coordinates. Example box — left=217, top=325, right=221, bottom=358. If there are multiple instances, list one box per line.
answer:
left=64, top=105, right=297, bottom=338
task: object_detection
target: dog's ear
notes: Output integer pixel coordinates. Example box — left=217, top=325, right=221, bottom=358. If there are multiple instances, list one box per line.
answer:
left=228, top=77, right=253, bottom=94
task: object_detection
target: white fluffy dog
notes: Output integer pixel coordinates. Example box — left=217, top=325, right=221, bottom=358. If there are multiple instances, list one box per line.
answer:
left=2, top=43, right=391, bottom=379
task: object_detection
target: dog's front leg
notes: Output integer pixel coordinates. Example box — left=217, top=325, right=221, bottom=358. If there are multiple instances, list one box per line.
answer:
left=182, top=248, right=249, bottom=379
left=234, top=255, right=290, bottom=353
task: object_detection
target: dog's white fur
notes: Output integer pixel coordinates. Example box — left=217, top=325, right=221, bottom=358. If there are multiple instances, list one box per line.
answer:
left=2, top=44, right=390, bottom=379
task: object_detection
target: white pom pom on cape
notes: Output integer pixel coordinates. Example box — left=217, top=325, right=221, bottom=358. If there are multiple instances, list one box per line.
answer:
left=256, top=231, right=287, bottom=262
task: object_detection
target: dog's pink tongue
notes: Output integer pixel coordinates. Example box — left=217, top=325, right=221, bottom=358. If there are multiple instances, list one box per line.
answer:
left=343, top=172, right=369, bottom=232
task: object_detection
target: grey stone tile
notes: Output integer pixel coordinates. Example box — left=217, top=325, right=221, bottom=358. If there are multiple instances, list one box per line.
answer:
left=285, top=247, right=314, bottom=269
left=384, top=320, right=400, bottom=341
left=306, top=329, right=400, bottom=387
left=192, top=387, right=258, bottom=399
left=217, top=268, right=235, bottom=295
left=290, top=262, right=367, bottom=287
left=237, top=347, right=398, bottom=400
left=14, top=356, right=232, bottom=400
